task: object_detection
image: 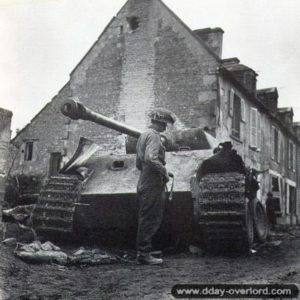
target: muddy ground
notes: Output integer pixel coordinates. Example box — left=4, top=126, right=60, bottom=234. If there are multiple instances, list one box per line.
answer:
left=0, top=228, right=299, bottom=300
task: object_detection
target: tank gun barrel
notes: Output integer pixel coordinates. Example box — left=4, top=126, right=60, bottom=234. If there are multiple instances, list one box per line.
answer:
left=61, top=99, right=141, bottom=138
left=61, top=99, right=217, bottom=152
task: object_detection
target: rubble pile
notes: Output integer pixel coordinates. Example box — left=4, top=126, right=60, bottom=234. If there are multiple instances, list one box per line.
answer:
left=13, top=242, right=118, bottom=266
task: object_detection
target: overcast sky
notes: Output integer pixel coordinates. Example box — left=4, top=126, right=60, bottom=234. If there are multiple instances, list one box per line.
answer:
left=1, top=0, right=300, bottom=135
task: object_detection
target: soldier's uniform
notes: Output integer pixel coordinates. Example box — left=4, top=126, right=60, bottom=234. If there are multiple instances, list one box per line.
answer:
left=136, top=108, right=175, bottom=264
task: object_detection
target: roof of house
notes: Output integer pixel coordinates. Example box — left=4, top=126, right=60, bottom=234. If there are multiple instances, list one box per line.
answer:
left=277, top=107, right=294, bottom=115
left=193, top=27, right=224, bottom=34
left=224, top=63, right=257, bottom=75
left=257, top=87, right=278, bottom=95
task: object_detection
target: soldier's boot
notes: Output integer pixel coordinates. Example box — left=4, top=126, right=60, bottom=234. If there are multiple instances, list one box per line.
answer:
left=136, top=253, right=163, bottom=265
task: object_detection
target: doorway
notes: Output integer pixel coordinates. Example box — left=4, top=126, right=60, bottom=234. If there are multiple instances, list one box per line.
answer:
left=49, top=152, right=62, bottom=176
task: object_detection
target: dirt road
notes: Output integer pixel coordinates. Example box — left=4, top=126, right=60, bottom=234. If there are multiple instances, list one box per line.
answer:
left=1, top=230, right=299, bottom=300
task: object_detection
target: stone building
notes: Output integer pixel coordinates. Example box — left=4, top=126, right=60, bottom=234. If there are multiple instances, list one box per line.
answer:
left=9, top=0, right=300, bottom=224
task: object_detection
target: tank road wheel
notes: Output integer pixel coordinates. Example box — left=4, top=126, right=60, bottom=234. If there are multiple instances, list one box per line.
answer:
left=252, top=198, right=269, bottom=243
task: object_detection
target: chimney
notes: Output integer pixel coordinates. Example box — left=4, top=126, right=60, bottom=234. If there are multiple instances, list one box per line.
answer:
left=257, top=88, right=278, bottom=115
left=223, top=61, right=257, bottom=95
left=293, top=122, right=300, bottom=141
left=193, top=27, right=224, bottom=58
left=222, top=57, right=240, bottom=65
left=277, top=107, right=294, bottom=130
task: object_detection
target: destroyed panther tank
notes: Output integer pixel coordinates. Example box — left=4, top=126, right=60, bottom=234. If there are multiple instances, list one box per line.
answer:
left=31, top=99, right=268, bottom=252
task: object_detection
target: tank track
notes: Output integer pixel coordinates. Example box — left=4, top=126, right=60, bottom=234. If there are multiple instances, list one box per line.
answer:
left=197, top=172, right=253, bottom=253
left=31, top=175, right=82, bottom=236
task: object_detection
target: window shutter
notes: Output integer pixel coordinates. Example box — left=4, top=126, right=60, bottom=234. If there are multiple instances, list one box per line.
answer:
left=277, top=131, right=281, bottom=163
left=240, top=123, right=244, bottom=141
left=250, top=108, right=257, bottom=147
left=228, top=89, right=234, bottom=117
left=241, top=98, right=246, bottom=122
left=257, top=112, right=261, bottom=149
left=280, top=136, right=285, bottom=166
left=293, top=142, right=296, bottom=172
left=271, top=126, right=275, bottom=160
left=288, top=141, right=292, bottom=169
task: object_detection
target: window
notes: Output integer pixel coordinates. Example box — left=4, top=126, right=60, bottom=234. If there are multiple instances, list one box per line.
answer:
left=241, top=98, right=246, bottom=122
left=272, top=176, right=279, bottom=192
left=271, top=175, right=282, bottom=213
left=24, top=142, right=33, bottom=161
left=289, top=186, right=297, bottom=214
left=231, top=94, right=242, bottom=139
left=250, top=108, right=261, bottom=149
left=272, top=127, right=280, bottom=162
left=228, top=90, right=245, bottom=141
left=288, top=141, right=296, bottom=171
left=228, top=89, right=233, bottom=117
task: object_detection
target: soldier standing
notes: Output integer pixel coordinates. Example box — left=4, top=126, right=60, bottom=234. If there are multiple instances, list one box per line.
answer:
left=266, top=192, right=277, bottom=230
left=136, top=108, right=175, bottom=265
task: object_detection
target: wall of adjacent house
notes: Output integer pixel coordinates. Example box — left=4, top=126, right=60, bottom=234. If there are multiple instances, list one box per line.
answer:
left=10, top=83, right=72, bottom=178
left=10, top=0, right=219, bottom=178
left=0, top=108, right=12, bottom=209
left=217, top=76, right=297, bottom=224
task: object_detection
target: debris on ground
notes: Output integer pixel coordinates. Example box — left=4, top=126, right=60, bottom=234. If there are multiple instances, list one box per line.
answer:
left=2, top=237, right=17, bottom=247
left=2, top=204, right=37, bottom=242
left=2, top=205, right=35, bottom=224
left=69, top=247, right=118, bottom=266
left=189, top=245, right=201, bottom=255
left=2, top=222, right=36, bottom=243
left=14, top=241, right=68, bottom=265
left=1, top=227, right=299, bottom=300
left=269, top=240, right=282, bottom=247
left=14, top=242, right=119, bottom=266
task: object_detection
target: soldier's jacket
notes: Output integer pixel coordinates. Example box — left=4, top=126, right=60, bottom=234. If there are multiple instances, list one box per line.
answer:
left=136, top=127, right=167, bottom=192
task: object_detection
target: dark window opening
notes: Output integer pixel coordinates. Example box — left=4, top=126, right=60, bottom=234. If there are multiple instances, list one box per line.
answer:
left=119, top=25, right=123, bottom=34
left=289, top=186, right=296, bottom=214
left=232, top=94, right=241, bottom=139
left=49, top=152, right=62, bottom=176
left=127, top=17, right=139, bottom=31
left=24, top=142, right=33, bottom=161
left=272, top=176, right=279, bottom=192
left=112, top=160, right=125, bottom=169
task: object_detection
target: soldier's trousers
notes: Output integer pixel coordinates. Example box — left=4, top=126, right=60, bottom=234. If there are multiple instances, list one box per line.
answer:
left=136, top=187, right=165, bottom=254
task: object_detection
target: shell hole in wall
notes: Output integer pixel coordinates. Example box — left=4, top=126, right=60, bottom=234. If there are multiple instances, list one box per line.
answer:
left=127, top=17, right=139, bottom=31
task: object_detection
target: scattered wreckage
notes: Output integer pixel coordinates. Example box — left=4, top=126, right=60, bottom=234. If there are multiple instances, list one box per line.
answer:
left=4, top=99, right=269, bottom=253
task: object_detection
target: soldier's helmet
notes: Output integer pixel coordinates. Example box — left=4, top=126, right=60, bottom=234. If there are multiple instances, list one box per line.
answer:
left=148, top=108, right=176, bottom=124
left=219, top=141, right=233, bottom=150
